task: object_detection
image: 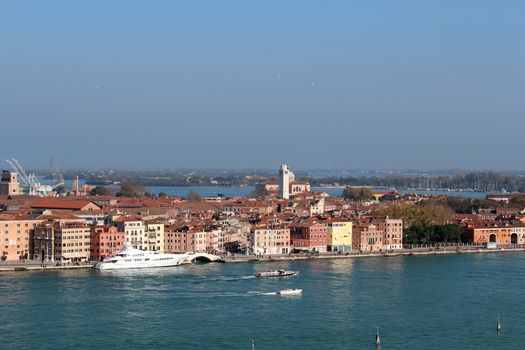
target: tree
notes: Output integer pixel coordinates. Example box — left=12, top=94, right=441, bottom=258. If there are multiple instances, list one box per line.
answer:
left=404, top=224, right=434, bottom=245
left=434, top=224, right=463, bottom=243
left=419, top=200, right=454, bottom=225
left=342, top=186, right=374, bottom=201
left=90, top=186, right=109, bottom=196
left=250, top=184, right=269, bottom=198
left=187, top=190, right=202, bottom=201
left=117, top=183, right=147, bottom=197
left=373, top=203, right=433, bottom=228
left=158, top=192, right=167, bottom=198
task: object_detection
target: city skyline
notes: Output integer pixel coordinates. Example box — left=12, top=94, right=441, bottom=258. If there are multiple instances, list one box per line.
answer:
left=1, top=1, right=524, bottom=170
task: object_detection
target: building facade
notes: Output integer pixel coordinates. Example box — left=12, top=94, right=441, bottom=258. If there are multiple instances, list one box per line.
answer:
left=279, top=164, right=293, bottom=200
left=249, top=227, right=290, bottom=254
left=34, top=222, right=91, bottom=263
left=352, top=223, right=384, bottom=252
left=377, top=218, right=403, bottom=250
left=145, top=222, right=165, bottom=252
left=0, top=171, right=20, bottom=195
left=90, top=226, right=125, bottom=261
left=291, top=223, right=328, bottom=252
left=0, top=215, right=40, bottom=260
left=322, top=219, right=352, bottom=252
left=114, top=218, right=146, bottom=250
left=464, top=222, right=525, bottom=245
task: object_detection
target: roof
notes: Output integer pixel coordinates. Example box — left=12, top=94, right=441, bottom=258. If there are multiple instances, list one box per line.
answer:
left=0, top=213, right=38, bottom=221
left=30, top=199, right=100, bottom=210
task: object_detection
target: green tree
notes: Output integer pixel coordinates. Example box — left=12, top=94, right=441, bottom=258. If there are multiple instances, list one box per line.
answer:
left=404, top=224, right=434, bottom=244
left=434, top=224, right=463, bottom=243
left=158, top=192, right=167, bottom=198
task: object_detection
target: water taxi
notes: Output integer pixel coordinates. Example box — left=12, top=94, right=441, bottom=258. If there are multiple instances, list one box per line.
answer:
left=255, top=270, right=299, bottom=278
left=278, top=289, right=303, bottom=296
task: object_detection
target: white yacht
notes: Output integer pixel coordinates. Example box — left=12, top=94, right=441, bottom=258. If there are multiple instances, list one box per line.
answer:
left=94, top=243, right=190, bottom=270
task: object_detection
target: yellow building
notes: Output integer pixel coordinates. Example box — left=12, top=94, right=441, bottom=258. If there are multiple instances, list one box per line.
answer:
left=145, top=221, right=165, bottom=253
left=322, top=219, right=352, bottom=252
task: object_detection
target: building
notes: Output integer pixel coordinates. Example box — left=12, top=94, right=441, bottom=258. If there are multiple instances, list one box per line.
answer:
left=352, top=223, right=384, bottom=252
left=291, top=222, right=328, bottom=252
left=264, top=181, right=279, bottom=192
left=194, top=231, right=211, bottom=252
left=464, top=222, right=525, bottom=245
left=164, top=225, right=195, bottom=253
left=33, top=222, right=91, bottom=263
left=279, top=164, right=293, bottom=200
left=90, top=226, right=125, bottom=261
left=375, top=218, right=403, bottom=250
left=249, top=227, right=290, bottom=254
left=273, top=164, right=310, bottom=199
left=145, top=221, right=165, bottom=252
left=0, top=170, right=20, bottom=196
left=321, top=218, right=352, bottom=252
left=113, top=217, right=146, bottom=250
left=290, top=181, right=311, bottom=195
left=0, top=214, right=41, bottom=260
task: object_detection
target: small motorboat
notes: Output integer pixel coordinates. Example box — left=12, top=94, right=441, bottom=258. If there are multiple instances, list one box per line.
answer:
left=278, top=289, right=302, bottom=296
left=255, top=270, right=298, bottom=278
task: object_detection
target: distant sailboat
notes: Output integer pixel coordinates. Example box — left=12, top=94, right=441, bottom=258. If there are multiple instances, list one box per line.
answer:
left=375, top=326, right=381, bottom=346
left=497, top=315, right=501, bottom=332
left=251, top=339, right=255, bottom=350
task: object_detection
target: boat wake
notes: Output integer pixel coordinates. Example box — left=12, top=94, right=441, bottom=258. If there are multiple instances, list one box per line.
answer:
left=247, top=291, right=278, bottom=296
left=190, top=275, right=251, bottom=283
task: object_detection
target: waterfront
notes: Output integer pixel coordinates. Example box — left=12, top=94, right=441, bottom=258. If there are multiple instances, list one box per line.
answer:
left=1, top=253, right=524, bottom=349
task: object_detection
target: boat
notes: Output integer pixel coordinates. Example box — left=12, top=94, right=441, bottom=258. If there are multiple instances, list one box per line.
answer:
left=277, top=289, right=302, bottom=296
left=255, top=270, right=298, bottom=278
left=94, top=243, right=190, bottom=270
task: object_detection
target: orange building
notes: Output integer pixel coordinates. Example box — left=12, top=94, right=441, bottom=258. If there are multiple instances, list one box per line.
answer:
left=464, top=222, right=525, bottom=245
left=0, top=214, right=41, bottom=260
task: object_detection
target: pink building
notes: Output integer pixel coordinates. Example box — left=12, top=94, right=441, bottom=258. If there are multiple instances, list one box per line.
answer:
left=90, top=226, right=125, bottom=261
left=291, top=222, right=328, bottom=252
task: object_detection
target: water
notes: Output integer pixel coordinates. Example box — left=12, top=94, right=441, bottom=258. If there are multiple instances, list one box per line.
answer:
left=143, top=186, right=487, bottom=199
left=43, top=179, right=487, bottom=199
left=1, top=253, right=524, bottom=349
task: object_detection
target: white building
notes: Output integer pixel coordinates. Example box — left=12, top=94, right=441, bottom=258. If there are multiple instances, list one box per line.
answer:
left=279, top=164, right=295, bottom=200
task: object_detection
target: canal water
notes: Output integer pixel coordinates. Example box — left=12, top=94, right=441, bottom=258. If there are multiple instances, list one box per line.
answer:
left=1, top=253, right=524, bottom=349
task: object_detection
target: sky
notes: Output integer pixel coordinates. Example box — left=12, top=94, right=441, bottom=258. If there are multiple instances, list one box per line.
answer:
left=1, top=1, right=524, bottom=171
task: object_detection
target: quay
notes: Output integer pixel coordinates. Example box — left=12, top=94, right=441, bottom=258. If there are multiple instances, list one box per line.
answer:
left=222, top=245, right=525, bottom=263
left=0, top=260, right=93, bottom=272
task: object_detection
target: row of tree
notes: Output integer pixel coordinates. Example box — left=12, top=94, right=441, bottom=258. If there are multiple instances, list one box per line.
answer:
left=311, top=172, right=525, bottom=192
left=404, top=224, right=464, bottom=244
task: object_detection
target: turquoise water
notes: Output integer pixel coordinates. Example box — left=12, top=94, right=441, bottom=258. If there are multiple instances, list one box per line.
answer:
left=1, top=253, right=524, bottom=349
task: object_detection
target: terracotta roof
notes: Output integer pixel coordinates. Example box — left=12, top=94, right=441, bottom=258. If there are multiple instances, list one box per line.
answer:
left=30, top=199, right=100, bottom=210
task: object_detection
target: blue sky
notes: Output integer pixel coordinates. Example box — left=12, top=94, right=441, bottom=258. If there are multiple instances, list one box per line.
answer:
left=1, top=1, right=523, bottom=170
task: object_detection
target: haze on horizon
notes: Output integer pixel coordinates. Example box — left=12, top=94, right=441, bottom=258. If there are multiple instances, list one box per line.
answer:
left=1, top=1, right=523, bottom=171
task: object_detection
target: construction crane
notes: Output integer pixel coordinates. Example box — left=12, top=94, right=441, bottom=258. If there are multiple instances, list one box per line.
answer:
left=49, top=156, right=65, bottom=192
left=4, top=157, right=49, bottom=196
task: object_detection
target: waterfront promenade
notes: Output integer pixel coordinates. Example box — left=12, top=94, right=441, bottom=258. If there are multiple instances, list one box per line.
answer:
left=2, top=245, right=525, bottom=271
